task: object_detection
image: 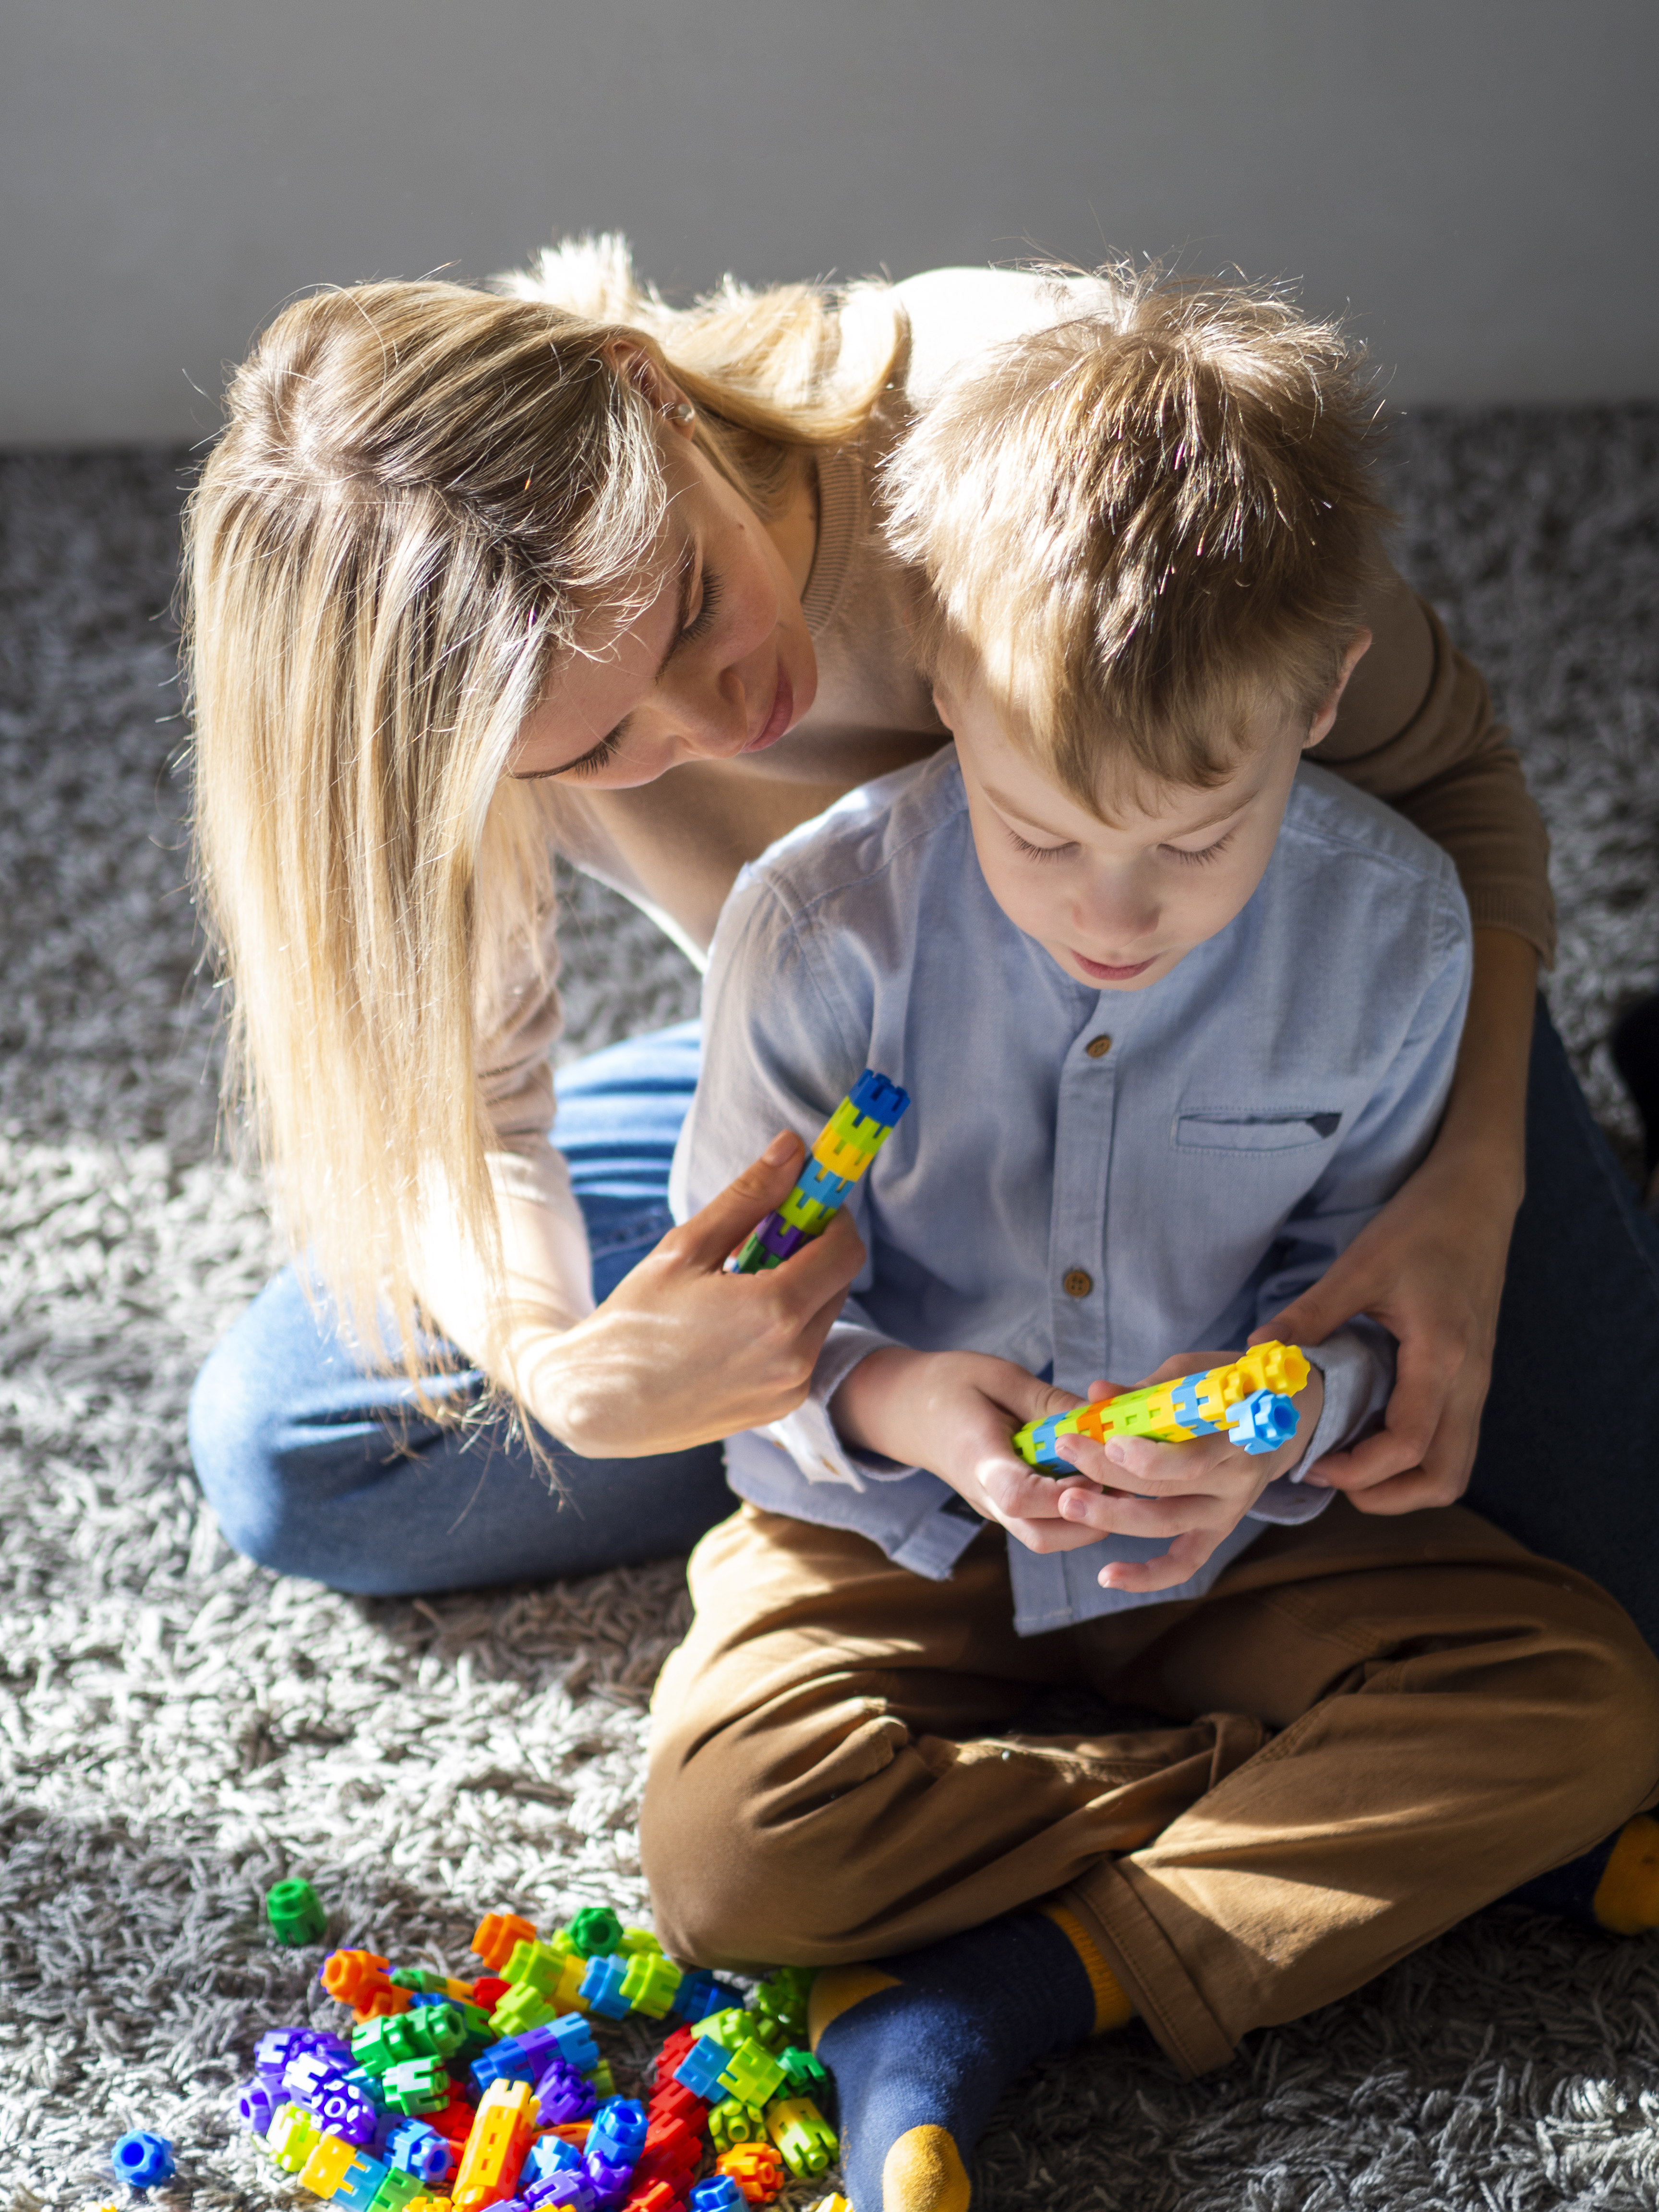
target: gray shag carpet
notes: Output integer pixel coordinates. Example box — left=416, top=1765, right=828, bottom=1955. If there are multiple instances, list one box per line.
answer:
left=1, top=409, right=1657, bottom=2211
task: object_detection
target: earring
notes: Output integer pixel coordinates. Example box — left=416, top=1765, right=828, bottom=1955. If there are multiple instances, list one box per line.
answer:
left=664, top=399, right=697, bottom=426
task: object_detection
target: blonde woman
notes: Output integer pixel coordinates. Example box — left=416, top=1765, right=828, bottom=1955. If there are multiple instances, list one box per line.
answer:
left=186, top=242, right=1659, bottom=1667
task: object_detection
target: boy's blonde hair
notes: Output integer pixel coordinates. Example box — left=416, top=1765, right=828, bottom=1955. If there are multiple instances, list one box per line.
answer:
left=186, top=239, right=899, bottom=1397
left=882, top=264, right=1390, bottom=808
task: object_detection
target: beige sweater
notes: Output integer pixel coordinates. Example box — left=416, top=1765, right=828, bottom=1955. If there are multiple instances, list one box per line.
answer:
left=460, top=269, right=1552, bottom=1342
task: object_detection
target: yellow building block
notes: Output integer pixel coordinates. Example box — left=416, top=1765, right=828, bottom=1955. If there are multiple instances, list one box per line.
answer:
left=300, top=2131, right=361, bottom=2197
left=452, top=2077, right=537, bottom=2210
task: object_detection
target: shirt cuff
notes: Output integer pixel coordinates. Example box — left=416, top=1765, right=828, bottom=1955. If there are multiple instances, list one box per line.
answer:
left=1248, top=1322, right=1394, bottom=1526
left=762, top=1322, right=915, bottom=1489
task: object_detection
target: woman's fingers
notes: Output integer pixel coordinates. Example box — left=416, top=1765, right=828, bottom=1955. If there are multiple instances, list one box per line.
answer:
left=671, top=1131, right=809, bottom=1272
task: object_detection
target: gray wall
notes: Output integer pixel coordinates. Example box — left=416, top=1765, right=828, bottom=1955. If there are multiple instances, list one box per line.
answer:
left=4, top=0, right=1656, bottom=445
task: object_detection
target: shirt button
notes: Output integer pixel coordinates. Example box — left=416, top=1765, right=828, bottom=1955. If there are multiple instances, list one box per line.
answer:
left=1063, top=1268, right=1094, bottom=1298
left=1085, top=1034, right=1113, bottom=1059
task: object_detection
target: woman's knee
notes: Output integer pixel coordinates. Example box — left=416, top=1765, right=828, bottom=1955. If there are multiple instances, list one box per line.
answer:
left=187, top=1302, right=307, bottom=1573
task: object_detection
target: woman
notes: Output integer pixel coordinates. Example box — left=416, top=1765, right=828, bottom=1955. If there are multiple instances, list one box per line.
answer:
left=186, top=239, right=1659, bottom=1644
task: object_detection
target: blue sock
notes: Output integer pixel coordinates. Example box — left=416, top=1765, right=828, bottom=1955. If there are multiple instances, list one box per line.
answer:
left=810, top=1908, right=1118, bottom=2212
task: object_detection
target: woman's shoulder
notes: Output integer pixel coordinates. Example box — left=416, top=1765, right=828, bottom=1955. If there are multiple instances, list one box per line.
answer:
left=890, top=265, right=1120, bottom=405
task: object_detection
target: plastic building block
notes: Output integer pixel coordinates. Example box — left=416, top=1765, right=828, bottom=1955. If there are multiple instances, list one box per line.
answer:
left=620, top=2183, right=685, bottom=2212
left=299, top=2130, right=361, bottom=2195
left=804, top=2196, right=851, bottom=2212
left=668, top=1971, right=726, bottom=2024
left=472, top=2036, right=539, bottom=2096
left=237, top=2076, right=278, bottom=2133
left=387, top=2119, right=457, bottom=2185
left=268, top=1877, right=329, bottom=1946
left=716, top=2142, right=786, bottom=2205
left=111, top=2132, right=175, bottom=2188
left=566, top=1907, right=625, bottom=1958
left=428, top=2087, right=479, bottom=2143
left=318, top=2081, right=379, bottom=2144
left=538, top=2013, right=602, bottom=2076
left=265, top=2102, right=321, bottom=2173
left=589, top=2097, right=649, bottom=2168
left=590, top=2060, right=617, bottom=2100
left=707, top=2098, right=766, bottom=2151
left=492, top=1983, right=559, bottom=2039
left=694, top=2008, right=750, bottom=2050
left=727, top=1070, right=909, bottom=1274
left=621, top=1952, right=684, bottom=2019
left=286, top=2048, right=351, bottom=2109
left=367, top=2172, right=426, bottom=2212
left=379, top=2057, right=450, bottom=2117
left=689, top=2179, right=745, bottom=2212
left=776, top=2046, right=828, bottom=2099
left=750, top=1969, right=813, bottom=2041
left=526, top=2135, right=585, bottom=2183
left=1013, top=1340, right=1312, bottom=1470
left=673, top=2036, right=735, bottom=2103
left=766, top=2098, right=837, bottom=2179
left=619, top=1927, right=662, bottom=1956
left=713, top=2041, right=786, bottom=2109
left=355, top=2005, right=466, bottom=2073
left=580, top=1952, right=634, bottom=2020
left=475, top=1912, right=538, bottom=1972
left=536, top=2057, right=599, bottom=2125
left=649, top=2026, right=698, bottom=2088
left=452, top=2077, right=538, bottom=2210
left=649, top=2081, right=712, bottom=2134
left=332, top=2146, right=395, bottom=2211
left=526, top=2176, right=598, bottom=2212
left=473, top=1974, right=511, bottom=2010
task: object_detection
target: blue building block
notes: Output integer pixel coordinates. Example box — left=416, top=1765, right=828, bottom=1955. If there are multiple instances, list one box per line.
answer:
left=332, top=2146, right=394, bottom=2211
left=674, top=2034, right=735, bottom=2102
left=579, top=1951, right=634, bottom=2020
left=525, top=2134, right=585, bottom=2182
left=471, top=2034, right=539, bottom=2095
left=386, top=2118, right=456, bottom=2184
left=112, top=2131, right=176, bottom=2188
left=589, top=2097, right=648, bottom=2167
left=850, top=1069, right=909, bottom=1126
left=1226, top=1388, right=1299, bottom=1453
left=236, top=2077, right=277, bottom=2134
left=792, top=1154, right=851, bottom=1210
left=690, top=2180, right=745, bottom=2212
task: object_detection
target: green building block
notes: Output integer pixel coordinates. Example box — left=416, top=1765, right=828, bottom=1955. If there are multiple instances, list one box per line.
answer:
left=565, top=1906, right=625, bottom=1958
left=265, top=1877, right=327, bottom=1947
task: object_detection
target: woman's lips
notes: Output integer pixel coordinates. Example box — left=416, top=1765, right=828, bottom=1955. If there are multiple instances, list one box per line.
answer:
left=1073, top=950, right=1156, bottom=982
left=744, top=666, right=795, bottom=753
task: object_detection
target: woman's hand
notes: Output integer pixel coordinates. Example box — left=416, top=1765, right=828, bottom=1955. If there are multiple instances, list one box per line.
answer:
left=1254, top=928, right=1536, bottom=1515
left=1049, top=1354, right=1322, bottom=1593
left=518, top=1132, right=866, bottom=1457
left=831, top=1346, right=1106, bottom=1555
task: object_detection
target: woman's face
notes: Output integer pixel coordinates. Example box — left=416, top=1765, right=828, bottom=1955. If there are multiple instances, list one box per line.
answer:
left=510, top=418, right=818, bottom=788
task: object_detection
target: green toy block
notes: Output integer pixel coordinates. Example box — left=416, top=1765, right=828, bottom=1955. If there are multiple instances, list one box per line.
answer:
left=776, top=2045, right=830, bottom=2099
left=378, top=2057, right=448, bottom=2116
left=718, top=2038, right=787, bottom=2107
left=565, top=1906, right=625, bottom=1958
left=621, top=1951, right=684, bottom=2019
left=366, top=2170, right=426, bottom=2212
left=265, top=1877, right=327, bottom=1947
left=708, top=2097, right=768, bottom=2150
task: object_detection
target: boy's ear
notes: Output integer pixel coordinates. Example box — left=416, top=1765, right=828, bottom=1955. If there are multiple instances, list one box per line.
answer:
left=1303, top=628, right=1374, bottom=751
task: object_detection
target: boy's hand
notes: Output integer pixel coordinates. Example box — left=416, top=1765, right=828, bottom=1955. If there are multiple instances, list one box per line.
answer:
left=1047, top=1351, right=1325, bottom=1594
left=830, top=1347, right=1108, bottom=1555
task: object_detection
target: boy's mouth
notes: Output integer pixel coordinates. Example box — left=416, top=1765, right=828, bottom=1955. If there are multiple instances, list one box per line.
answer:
left=1073, top=950, right=1157, bottom=982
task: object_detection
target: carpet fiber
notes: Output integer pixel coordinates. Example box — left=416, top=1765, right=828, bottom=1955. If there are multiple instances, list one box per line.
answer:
left=2, top=409, right=1657, bottom=2209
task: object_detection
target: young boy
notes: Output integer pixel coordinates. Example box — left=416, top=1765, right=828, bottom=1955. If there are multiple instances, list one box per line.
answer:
left=644, top=281, right=1659, bottom=2212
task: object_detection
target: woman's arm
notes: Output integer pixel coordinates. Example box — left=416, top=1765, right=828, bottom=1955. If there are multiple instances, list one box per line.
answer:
left=1256, top=925, right=1536, bottom=1510
left=419, top=1134, right=866, bottom=1458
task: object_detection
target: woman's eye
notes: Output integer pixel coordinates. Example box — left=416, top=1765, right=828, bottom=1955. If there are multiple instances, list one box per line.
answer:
left=563, top=729, right=625, bottom=779
left=1164, top=828, right=1237, bottom=867
left=1008, top=829, right=1073, bottom=864
left=678, top=567, right=722, bottom=645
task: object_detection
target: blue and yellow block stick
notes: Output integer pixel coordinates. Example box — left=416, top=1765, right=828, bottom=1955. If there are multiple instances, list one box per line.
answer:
left=727, top=1070, right=911, bottom=1274
left=1014, top=1340, right=1312, bottom=1471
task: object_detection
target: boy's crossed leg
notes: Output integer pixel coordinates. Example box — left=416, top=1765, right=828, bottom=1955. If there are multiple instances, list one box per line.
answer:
left=641, top=1504, right=1659, bottom=2212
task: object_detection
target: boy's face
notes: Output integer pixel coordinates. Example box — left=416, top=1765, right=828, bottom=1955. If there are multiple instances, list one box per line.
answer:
left=935, top=638, right=1369, bottom=993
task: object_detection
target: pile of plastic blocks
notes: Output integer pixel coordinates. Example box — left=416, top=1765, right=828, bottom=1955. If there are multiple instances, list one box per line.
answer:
left=234, top=1903, right=845, bottom=2212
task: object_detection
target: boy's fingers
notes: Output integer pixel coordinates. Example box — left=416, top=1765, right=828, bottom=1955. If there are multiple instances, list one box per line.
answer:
left=673, top=1133, right=807, bottom=1271
left=1058, top=1487, right=1224, bottom=1539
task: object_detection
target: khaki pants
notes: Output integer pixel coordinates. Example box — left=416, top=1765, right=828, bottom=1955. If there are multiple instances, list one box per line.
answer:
left=642, top=1500, right=1659, bottom=2077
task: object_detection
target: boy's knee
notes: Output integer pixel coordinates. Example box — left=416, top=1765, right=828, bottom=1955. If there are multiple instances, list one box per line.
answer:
left=1533, top=1587, right=1659, bottom=1830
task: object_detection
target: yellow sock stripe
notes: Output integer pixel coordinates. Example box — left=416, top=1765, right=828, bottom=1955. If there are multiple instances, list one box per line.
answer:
left=1040, top=1901, right=1134, bottom=2033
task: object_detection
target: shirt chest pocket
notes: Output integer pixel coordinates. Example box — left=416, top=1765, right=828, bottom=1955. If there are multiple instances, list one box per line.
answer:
left=1173, top=1107, right=1343, bottom=1152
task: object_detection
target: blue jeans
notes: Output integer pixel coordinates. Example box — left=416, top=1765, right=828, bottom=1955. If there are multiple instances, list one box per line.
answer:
left=188, top=1022, right=730, bottom=1594
left=191, top=1006, right=1659, bottom=1638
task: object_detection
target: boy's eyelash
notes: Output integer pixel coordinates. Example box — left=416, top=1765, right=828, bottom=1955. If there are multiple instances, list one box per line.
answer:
left=679, top=567, right=721, bottom=644
left=1008, top=829, right=1073, bottom=864
left=1165, top=828, right=1237, bottom=866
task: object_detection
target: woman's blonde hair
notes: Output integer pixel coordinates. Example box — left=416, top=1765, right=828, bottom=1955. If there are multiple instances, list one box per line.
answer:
left=883, top=263, right=1389, bottom=810
left=186, top=236, right=900, bottom=1398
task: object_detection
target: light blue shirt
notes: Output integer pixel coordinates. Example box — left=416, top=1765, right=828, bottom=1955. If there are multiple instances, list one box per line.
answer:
left=671, top=750, right=1473, bottom=1633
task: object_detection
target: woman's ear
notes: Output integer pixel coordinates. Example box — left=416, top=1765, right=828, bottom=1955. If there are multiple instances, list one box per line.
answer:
left=1304, top=627, right=1373, bottom=751
left=600, top=339, right=695, bottom=434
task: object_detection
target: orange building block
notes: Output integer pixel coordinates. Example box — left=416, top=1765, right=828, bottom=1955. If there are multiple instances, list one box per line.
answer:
left=472, top=1911, right=537, bottom=1972
left=717, top=2143, right=786, bottom=2205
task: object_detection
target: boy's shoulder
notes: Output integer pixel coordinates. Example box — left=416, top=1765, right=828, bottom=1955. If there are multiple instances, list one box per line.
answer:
left=731, top=747, right=971, bottom=930
left=1277, top=763, right=1467, bottom=924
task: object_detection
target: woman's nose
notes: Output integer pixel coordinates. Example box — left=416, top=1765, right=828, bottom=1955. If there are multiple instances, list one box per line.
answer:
left=675, top=662, right=752, bottom=759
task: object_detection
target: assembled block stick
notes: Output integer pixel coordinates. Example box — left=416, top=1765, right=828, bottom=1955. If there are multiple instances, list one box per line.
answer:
left=726, top=1070, right=910, bottom=1275
left=1014, top=1340, right=1312, bottom=1470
